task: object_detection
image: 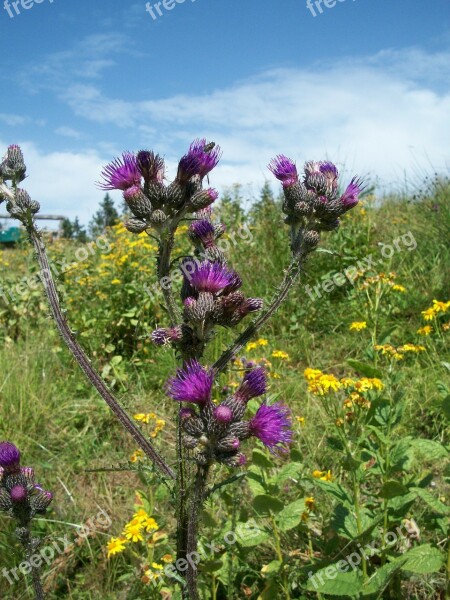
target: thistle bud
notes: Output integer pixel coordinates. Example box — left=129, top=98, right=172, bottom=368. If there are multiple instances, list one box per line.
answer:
left=29, top=488, right=53, bottom=513
left=124, top=218, right=148, bottom=234
left=0, top=145, right=26, bottom=182
left=213, top=405, right=233, bottom=424
left=190, top=188, right=219, bottom=211
left=10, top=485, right=27, bottom=503
left=149, top=209, right=167, bottom=227
left=217, top=436, right=240, bottom=452
left=301, top=230, right=321, bottom=252
left=123, top=185, right=153, bottom=220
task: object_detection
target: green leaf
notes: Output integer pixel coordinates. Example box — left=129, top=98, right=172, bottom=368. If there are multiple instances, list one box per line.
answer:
left=347, top=359, right=383, bottom=379
left=110, top=355, right=123, bottom=366
left=362, top=560, right=405, bottom=596
left=252, top=448, right=274, bottom=469
left=410, top=487, right=450, bottom=515
left=401, top=544, right=445, bottom=574
left=200, top=560, right=223, bottom=573
left=276, top=499, right=306, bottom=532
left=379, top=480, right=409, bottom=499
left=311, top=478, right=352, bottom=504
left=389, top=437, right=414, bottom=472
left=332, top=504, right=378, bottom=540
left=410, top=438, right=449, bottom=461
left=253, top=495, right=284, bottom=516
left=235, top=520, right=270, bottom=547
left=275, top=462, right=301, bottom=485
left=442, top=395, right=450, bottom=420
left=261, top=560, right=282, bottom=576
left=306, top=567, right=364, bottom=595
left=246, top=470, right=266, bottom=496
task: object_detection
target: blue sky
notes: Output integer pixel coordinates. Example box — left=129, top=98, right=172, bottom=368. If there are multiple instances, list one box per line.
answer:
left=0, top=0, right=449, bottom=223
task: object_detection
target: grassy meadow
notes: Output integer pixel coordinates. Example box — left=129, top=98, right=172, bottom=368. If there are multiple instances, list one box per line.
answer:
left=0, top=177, right=449, bottom=599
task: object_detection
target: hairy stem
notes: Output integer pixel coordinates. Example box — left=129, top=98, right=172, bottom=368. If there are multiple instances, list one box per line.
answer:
left=185, top=464, right=210, bottom=600
left=157, top=228, right=181, bottom=326
left=25, top=223, right=175, bottom=480
left=213, top=253, right=305, bottom=374
left=18, top=527, right=45, bottom=600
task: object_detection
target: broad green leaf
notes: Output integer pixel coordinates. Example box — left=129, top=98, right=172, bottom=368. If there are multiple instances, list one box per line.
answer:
left=200, top=560, right=223, bottom=573
left=306, top=567, right=364, bottom=595
left=276, top=499, right=306, bottom=532
left=362, top=560, right=405, bottom=596
left=275, top=462, right=301, bottom=485
left=379, top=480, right=409, bottom=499
left=252, top=448, right=274, bottom=469
left=347, top=359, right=382, bottom=379
left=401, top=544, right=445, bottom=574
left=410, top=438, right=449, bottom=461
left=442, top=395, right=450, bottom=420
left=389, top=437, right=414, bottom=472
left=410, top=487, right=450, bottom=515
left=311, top=478, right=352, bottom=504
left=246, top=470, right=266, bottom=497
left=253, top=494, right=284, bottom=516
left=235, top=520, right=270, bottom=547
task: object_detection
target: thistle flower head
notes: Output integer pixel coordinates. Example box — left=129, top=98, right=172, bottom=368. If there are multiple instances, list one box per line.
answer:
left=177, top=139, right=221, bottom=182
left=189, top=219, right=216, bottom=247
left=319, top=161, right=339, bottom=188
left=0, top=441, right=21, bottom=473
left=235, top=367, right=267, bottom=402
left=268, top=155, right=298, bottom=187
left=137, top=150, right=165, bottom=184
left=167, top=360, right=214, bottom=404
left=189, top=261, right=236, bottom=294
left=249, top=403, right=293, bottom=454
left=99, top=152, right=141, bottom=191
left=341, top=177, right=364, bottom=209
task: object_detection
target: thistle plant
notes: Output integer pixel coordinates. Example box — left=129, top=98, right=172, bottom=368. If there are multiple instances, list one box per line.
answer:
left=0, top=441, right=53, bottom=600
left=0, top=141, right=364, bottom=598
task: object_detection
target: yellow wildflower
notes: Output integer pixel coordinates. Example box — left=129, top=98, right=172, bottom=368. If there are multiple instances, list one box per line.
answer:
left=107, top=537, right=127, bottom=557
left=134, top=413, right=156, bottom=424
left=304, top=368, right=323, bottom=381
left=111, top=278, right=121, bottom=285
left=312, top=469, right=333, bottom=482
left=340, top=377, right=355, bottom=388
left=349, top=321, right=367, bottom=331
left=123, top=522, right=144, bottom=543
left=443, top=322, right=450, bottom=331
left=305, top=496, right=315, bottom=511
left=142, top=516, right=158, bottom=532
left=256, top=338, right=269, bottom=346
left=246, top=342, right=257, bottom=352
left=272, top=350, right=290, bottom=360
left=296, top=416, right=306, bottom=426
left=355, top=378, right=383, bottom=392
left=392, top=284, right=406, bottom=292
left=133, top=508, right=149, bottom=523
left=308, top=373, right=341, bottom=395
left=417, top=325, right=432, bottom=336
left=152, top=562, right=164, bottom=570
left=162, top=554, right=173, bottom=563
left=130, top=449, right=144, bottom=463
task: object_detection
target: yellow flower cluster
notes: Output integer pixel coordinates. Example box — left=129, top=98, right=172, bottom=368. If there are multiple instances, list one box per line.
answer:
left=417, top=325, right=432, bottom=336
left=134, top=412, right=166, bottom=438
left=245, top=338, right=268, bottom=351
left=359, top=272, right=398, bottom=289
left=374, top=343, right=425, bottom=361
left=106, top=507, right=160, bottom=557
left=272, top=350, right=290, bottom=360
left=349, top=321, right=367, bottom=331
left=421, top=299, right=450, bottom=321
left=312, top=469, right=332, bottom=481
left=304, top=369, right=383, bottom=396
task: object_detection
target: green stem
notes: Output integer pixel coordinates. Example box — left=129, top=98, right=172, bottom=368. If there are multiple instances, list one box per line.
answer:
left=270, top=515, right=291, bottom=600
left=352, top=476, right=368, bottom=581
left=213, top=254, right=305, bottom=374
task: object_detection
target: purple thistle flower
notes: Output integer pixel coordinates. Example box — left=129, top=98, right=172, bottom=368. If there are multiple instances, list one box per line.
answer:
left=268, top=155, right=298, bottom=187
left=340, top=177, right=364, bottom=209
left=98, top=152, right=141, bottom=191
left=10, top=485, right=27, bottom=503
left=189, top=219, right=216, bottom=247
left=189, top=261, right=236, bottom=294
left=237, top=453, right=247, bottom=466
left=235, top=367, right=267, bottom=402
left=319, top=161, right=339, bottom=188
left=137, top=150, right=165, bottom=184
left=0, top=441, right=21, bottom=473
left=177, top=139, right=221, bottom=182
left=249, top=403, right=293, bottom=454
left=222, top=271, right=243, bottom=295
left=179, top=407, right=196, bottom=419
left=167, top=360, right=214, bottom=404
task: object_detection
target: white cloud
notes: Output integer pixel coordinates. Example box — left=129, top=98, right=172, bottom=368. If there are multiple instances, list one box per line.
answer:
left=58, top=47, right=450, bottom=189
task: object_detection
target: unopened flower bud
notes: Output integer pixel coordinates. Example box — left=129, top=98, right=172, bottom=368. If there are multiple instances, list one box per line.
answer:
left=213, top=405, right=233, bottom=424
left=149, top=209, right=167, bottom=227
left=124, top=218, right=148, bottom=234
left=123, top=185, right=153, bottom=220
left=0, top=145, right=26, bottom=182
left=10, top=485, right=27, bottom=503
left=190, top=188, right=219, bottom=210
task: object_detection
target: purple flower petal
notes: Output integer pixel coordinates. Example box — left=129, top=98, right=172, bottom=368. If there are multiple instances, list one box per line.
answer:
left=249, top=403, right=293, bottom=454
left=268, top=155, right=298, bottom=187
left=167, top=360, right=214, bottom=404
left=98, top=152, right=141, bottom=191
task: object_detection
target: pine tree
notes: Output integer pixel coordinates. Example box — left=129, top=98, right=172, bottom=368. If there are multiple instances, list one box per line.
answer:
left=88, top=194, right=119, bottom=238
